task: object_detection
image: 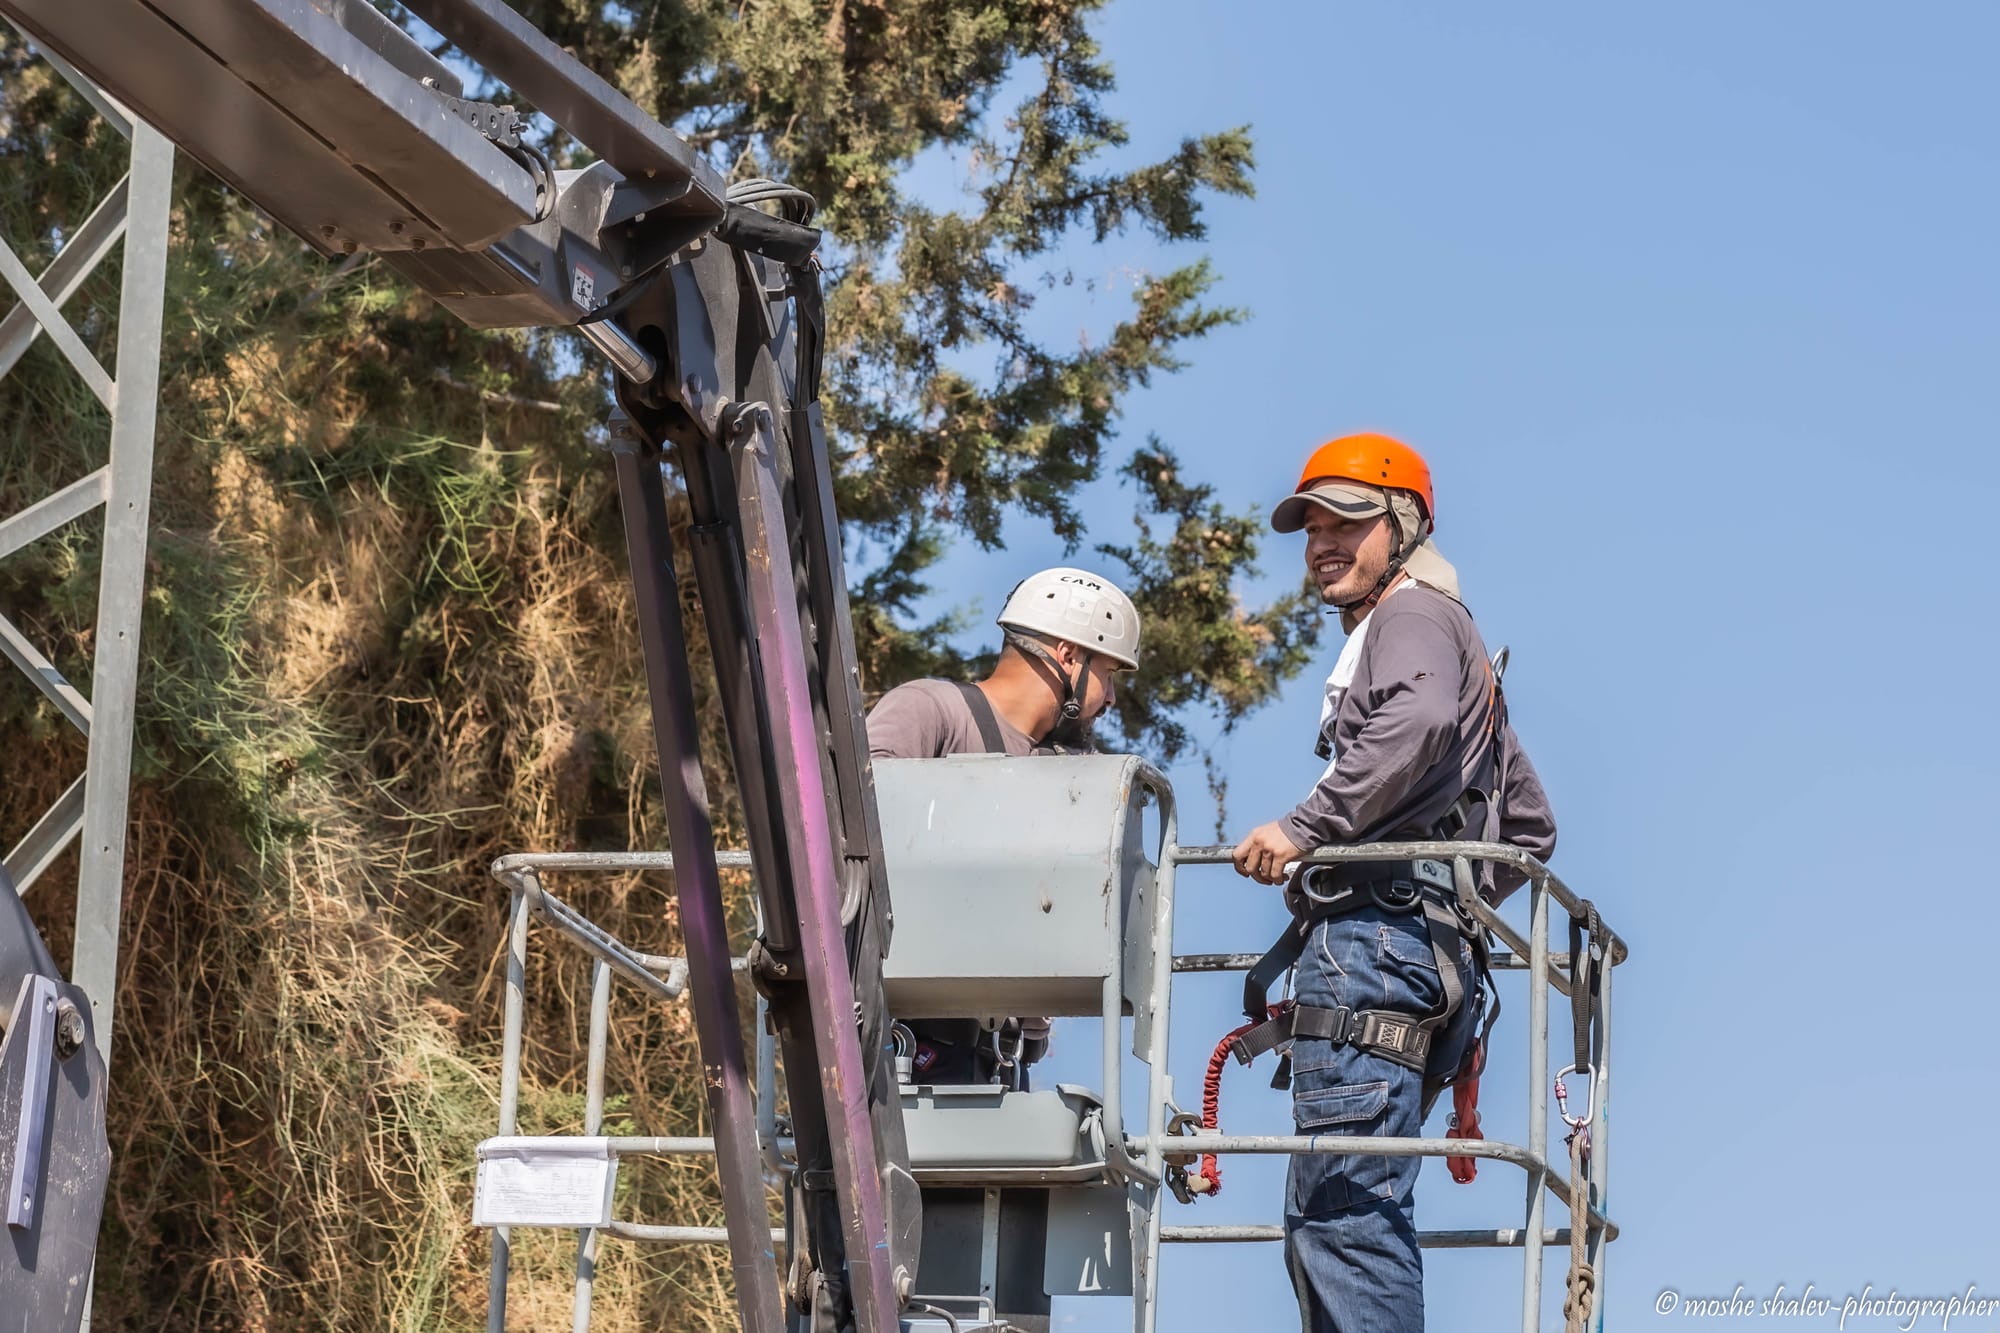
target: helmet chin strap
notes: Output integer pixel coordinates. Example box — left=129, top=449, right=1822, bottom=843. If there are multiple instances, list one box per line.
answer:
left=1331, top=513, right=1430, bottom=619
left=1004, top=631, right=1092, bottom=741
left=1334, top=558, right=1407, bottom=616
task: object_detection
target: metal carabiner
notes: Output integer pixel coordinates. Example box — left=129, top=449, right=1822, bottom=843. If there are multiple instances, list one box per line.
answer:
left=984, top=1020, right=1026, bottom=1089
left=1299, top=865, right=1346, bottom=905
left=1553, top=1063, right=1594, bottom=1130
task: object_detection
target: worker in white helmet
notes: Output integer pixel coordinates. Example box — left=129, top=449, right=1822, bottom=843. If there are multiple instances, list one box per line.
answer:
left=867, top=567, right=1142, bottom=1081
left=867, top=566, right=1142, bottom=759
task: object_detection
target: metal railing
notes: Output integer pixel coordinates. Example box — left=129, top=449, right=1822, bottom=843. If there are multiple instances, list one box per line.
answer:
left=1137, top=833, right=1623, bottom=1333
left=484, top=851, right=769, bottom=1333
left=481, top=823, right=1624, bottom=1333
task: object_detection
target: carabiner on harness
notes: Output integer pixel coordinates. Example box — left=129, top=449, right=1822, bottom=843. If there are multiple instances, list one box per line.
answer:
left=1554, top=1063, right=1594, bottom=1134
left=982, top=1018, right=1029, bottom=1089
left=1297, top=863, right=1435, bottom=914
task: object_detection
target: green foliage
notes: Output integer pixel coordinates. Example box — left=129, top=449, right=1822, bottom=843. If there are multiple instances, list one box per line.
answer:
left=0, top=3, right=1320, bottom=1328
left=1102, top=443, right=1322, bottom=762
left=492, top=0, right=1315, bottom=734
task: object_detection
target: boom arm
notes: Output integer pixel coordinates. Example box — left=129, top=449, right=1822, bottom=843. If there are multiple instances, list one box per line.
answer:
left=0, top=2, right=914, bottom=1329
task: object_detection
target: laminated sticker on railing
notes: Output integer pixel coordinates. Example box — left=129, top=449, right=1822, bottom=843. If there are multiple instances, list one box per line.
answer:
left=472, top=1136, right=617, bottom=1228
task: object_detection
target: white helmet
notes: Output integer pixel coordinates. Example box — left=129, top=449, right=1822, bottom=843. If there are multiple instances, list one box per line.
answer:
left=997, top=567, right=1141, bottom=669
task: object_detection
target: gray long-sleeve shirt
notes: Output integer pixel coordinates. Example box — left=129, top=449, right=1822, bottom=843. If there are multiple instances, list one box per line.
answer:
left=1282, top=584, right=1557, bottom=901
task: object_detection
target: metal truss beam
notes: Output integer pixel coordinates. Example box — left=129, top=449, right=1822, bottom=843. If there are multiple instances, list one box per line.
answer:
left=0, top=47, right=168, bottom=1327
left=4, top=774, right=86, bottom=895
left=69, top=120, right=173, bottom=1064
left=0, top=468, right=108, bottom=560
left=0, top=178, right=130, bottom=382
left=0, top=610, right=92, bottom=735
left=0, top=234, right=115, bottom=407
left=0, top=65, right=172, bottom=1072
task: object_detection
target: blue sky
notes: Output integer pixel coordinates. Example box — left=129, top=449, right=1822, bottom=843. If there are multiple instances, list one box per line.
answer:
left=897, top=2, right=2000, bottom=1328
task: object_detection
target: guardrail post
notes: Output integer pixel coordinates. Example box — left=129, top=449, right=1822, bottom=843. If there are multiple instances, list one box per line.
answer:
left=1585, top=946, right=1612, bottom=1329
left=1521, top=879, right=1550, bottom=1332
left=571, top=959, right=611, bottom=1333
left=488, top=879, right=532, bottom=1332
left=1136, top=792, right=1178, bottom=1333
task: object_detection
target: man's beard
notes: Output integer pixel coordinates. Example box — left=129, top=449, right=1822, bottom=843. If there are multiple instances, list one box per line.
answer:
left=1320, top=549, right=1389, bottom=607
left=1041, top=710, right=1098, bottom=752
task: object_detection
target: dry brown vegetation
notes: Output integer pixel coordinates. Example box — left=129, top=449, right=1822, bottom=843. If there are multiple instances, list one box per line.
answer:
left=2, top=201, right=760, bottom=1325
left=2, top=6, right=1317, bottom=1325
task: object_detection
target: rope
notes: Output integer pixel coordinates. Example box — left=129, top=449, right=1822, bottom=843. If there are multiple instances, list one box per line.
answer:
left=1187, top=1008, right=1282, bottom=1196
left=1443, top=1059, right=1484, bottom=1183
left=1562, top=903, right=1602, bottom=1330
left=1563, top=1129, right=1596, bottom=1333
left=1188, top=1018, right=1258, bottom=1195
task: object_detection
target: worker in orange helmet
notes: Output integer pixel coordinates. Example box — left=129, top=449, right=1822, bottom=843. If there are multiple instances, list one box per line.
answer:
left=1230, top=433, right=1557, bottom=1333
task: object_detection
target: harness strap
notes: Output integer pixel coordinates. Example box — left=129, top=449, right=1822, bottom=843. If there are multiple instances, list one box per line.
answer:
left=951, top=681, right=1008, bottom=756
left=1242, top=921, right=1306, bottom=1025
left=1238, top=874, right=1491, bottom=1134
left=1000, top=630, right=1090, bottom=734
left=1241, top=856, right=1467, bottom=1028
left=1418, top=895, right=1466, bottom=1035
left=1227, top=1001, right=1435, bottom=1073
left=1568, top=898, right=1603, bottom=1070
left=1561, top=900, right=1604, bottom=1333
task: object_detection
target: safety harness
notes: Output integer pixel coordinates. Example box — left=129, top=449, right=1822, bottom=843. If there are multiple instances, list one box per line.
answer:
left=1184, top=805, right=1502, bottom=1197
left=1182, top=648, right=1518, bottom=1199
left=1235, top=852, right=1481, bottom=1081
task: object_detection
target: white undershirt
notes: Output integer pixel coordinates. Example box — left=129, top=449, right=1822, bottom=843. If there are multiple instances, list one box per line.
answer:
left=1315, top=579, right=1412, bottom=776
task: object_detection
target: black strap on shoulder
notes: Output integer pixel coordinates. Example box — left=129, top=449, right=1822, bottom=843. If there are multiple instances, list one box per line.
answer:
left=952, top=681, right=1007, bottom=755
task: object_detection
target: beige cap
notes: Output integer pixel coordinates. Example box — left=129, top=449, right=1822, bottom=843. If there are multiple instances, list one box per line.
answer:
left=1402, top=540, right=1461, bottom=601
left=1270, top=479, right=1389, bottom=533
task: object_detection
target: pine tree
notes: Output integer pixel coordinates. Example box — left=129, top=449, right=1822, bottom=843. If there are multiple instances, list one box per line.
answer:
left=0, top=5, right=1320, bottom=1327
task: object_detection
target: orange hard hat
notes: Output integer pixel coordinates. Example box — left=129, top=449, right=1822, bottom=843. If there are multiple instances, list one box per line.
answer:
left=1289, top=433, right=1434, bottom=522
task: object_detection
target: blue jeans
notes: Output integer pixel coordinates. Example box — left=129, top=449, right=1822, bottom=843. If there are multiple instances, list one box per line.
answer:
left=1284, top=903, right=1480, bottom=1333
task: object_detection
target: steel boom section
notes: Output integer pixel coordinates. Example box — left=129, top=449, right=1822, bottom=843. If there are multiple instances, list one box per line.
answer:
left=607, top=438, right=784, bottom=1333
left=733, top=412, right=901, bottom=1330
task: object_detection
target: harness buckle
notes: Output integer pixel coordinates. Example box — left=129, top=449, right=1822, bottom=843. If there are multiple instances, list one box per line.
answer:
left=1353, top=1011, right=1431, bottom=1069
left=1301, top=864, right=1437, bottom=914
left=1288, top=1004, right=1351, bottom=1043
left=1370, top=878, right=1421, bottom=912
